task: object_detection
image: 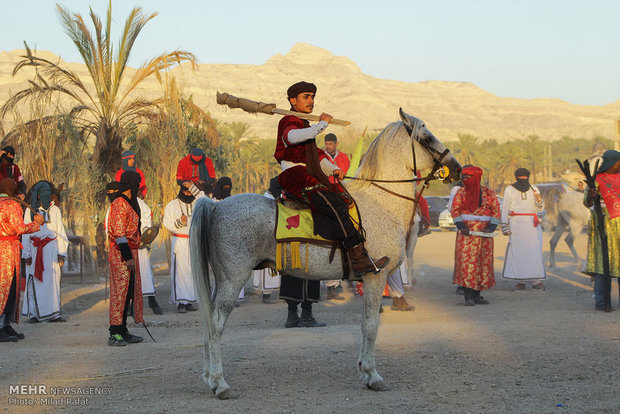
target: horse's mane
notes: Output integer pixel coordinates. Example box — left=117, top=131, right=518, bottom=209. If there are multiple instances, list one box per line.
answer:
left=347, top=122, right=403, bottom=191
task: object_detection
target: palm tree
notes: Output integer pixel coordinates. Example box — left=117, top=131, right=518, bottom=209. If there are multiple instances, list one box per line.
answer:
left=0, top=1, right=197, bottom=177
left=523, top=135, right=544, bottom=181
left=455, top=133, right=479, bottom=166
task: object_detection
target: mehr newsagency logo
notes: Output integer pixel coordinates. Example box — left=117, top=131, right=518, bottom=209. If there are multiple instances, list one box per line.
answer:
left=7, top=384, right=112, bottom=407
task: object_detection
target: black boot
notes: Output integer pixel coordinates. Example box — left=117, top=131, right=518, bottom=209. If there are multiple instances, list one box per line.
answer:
left=463, top=287, right=475, bottom=306
left=285, top=309, right=301, bottom=328
left=472, top=290, right=489, bottom=305
left=300, top=304, right=326, bottom=328
left=148, top=296, right=163, bottom=315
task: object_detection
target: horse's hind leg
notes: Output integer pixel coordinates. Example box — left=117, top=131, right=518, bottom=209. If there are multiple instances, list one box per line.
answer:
left=358, top=273, right=391, bottom=391
left=549, top=224, right=564, bottom=268
left=565, top=225, right=581, bottom=264
left=205, top=268, right=249, bottom=399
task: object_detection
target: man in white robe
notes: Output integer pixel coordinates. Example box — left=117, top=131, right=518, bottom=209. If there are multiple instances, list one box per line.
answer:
left=501, top=168, right=546, bottom=290
left=22, top=182, right=68, bottom=322
left=137, top=197, right=163, bottom=314
left=163, top=182, right=205, bottom=313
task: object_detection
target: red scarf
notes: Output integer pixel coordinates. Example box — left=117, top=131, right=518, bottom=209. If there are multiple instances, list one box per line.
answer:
left=462, top=166, right=482, bottom=212
left=32, top=236, right=56, bottom=282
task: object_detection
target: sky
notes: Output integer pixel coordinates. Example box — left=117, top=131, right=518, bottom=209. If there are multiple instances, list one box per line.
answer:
left=0, top=0, right=618, bottom=106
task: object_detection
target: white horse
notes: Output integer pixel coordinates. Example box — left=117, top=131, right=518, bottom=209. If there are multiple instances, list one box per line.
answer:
left=190, top=109, right=462, bottom=399
left=544, top=188, right=590, bottom=268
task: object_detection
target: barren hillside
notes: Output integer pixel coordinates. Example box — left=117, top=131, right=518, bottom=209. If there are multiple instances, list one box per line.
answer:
left=1, top=43, right=618, bottom=141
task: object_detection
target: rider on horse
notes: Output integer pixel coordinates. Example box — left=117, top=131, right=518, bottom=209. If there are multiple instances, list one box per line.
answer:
left=274, top=81, right=389, bottom=277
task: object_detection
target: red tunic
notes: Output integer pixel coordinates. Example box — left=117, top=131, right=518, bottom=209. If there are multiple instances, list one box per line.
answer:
left=451, top=186, right=500, bottom=290
left=325, top=150, right=350, bottom=184
left=176, top=154, right=216, bottom=184
left=274, top=115, right=332, bottom=202
left=0, top=164, right=25, bottom=194
left=108, top=197, right=144, bottom=325
left=596, top=172, right=620, bottom=219
left=114, top=168, right=147, bottom=198
left=0, top=197, right=39, bottom=322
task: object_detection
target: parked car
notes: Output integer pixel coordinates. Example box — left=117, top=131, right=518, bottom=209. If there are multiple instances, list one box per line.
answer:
left=425, top=196, right=449, bottom=227
left=438, top=196, right=503, bottom=231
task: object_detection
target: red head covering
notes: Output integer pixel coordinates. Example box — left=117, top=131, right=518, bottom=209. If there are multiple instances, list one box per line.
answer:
left=462, top=166, right=483, bottom=212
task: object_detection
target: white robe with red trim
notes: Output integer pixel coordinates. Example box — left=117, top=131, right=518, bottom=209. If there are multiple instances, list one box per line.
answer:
left=501, top=185, right=546, bottom=281
left=21, top=204, right=68, bottom=321
left=163, top=192, right=205, bottom=305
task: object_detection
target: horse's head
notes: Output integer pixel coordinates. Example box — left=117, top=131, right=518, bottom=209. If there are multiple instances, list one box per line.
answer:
left=399, top=108, right=462, bottom=184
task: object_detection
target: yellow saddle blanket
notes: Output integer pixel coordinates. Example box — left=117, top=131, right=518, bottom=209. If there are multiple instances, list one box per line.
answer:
left=275, top=200, right=359, bottom=243
left=275, top=200, right=359, bottom=272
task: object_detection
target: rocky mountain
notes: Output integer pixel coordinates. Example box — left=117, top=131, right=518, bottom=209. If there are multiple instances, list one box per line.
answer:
left=1, top=43, right=618, bottom=142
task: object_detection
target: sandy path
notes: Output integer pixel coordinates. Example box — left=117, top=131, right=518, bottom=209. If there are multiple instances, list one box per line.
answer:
left=1, top=230, right=618, bottom=413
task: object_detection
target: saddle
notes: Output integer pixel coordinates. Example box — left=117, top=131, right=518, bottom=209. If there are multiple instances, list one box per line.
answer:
left=275, top=198, right=360, bottom=277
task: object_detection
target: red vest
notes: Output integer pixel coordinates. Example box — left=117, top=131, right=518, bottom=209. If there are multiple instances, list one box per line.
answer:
left=274, top=116, right=331, bottom=201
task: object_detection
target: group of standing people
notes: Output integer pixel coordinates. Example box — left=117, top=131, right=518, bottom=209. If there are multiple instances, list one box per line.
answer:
left=452, top=148, right=620, bottom=312
left=105, top=146, right=234, bottom=346
left=451, top=166, right=546, bottom=306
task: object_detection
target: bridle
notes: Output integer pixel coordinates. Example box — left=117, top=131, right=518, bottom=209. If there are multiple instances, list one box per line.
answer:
left=342, top=122, right=451, bottom=195
left=339, top=122, right=452, bottom=240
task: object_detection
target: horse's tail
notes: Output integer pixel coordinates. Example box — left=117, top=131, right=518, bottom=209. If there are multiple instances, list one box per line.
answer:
left=191, top=197, right=217, bottom=341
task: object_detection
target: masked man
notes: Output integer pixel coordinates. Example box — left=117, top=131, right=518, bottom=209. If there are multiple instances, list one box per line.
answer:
left=0, top=146, right=26, bottom=200
left=163, top=182, right=206, bottom=313
left=451, top=166, right=501, bottom=306
left=584, top=150, right=620, bottom=310
left=22, top=182, right=68, bottom=322
left=176, top=148, right=216, bottom=195
left=0, top=179, right=43, bottom=342
left=114, top=150, right=147, bottom=198
left=274, top=81, right=389, bottom=328
left=501, top=168, right=546, bottom=290
left=106, top=172, right=145, bottom=346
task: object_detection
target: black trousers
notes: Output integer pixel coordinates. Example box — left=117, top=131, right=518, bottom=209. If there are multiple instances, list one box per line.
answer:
left=109, top=270, right=135, bottom=335
left=279, top=274, right=320, bottom=303
left=309, top=190, right=364, bottom=249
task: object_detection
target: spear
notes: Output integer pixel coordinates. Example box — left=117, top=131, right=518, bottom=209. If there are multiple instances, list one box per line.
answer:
left=216, top=92, right=351, bottom=127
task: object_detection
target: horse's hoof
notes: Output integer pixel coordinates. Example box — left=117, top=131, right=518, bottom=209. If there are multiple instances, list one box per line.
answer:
left=216, top=389, right=239, bottom=400
left=367, top=380, right=392, bottom=391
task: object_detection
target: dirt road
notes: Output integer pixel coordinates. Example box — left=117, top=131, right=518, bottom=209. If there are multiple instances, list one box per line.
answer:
left=1, top=230, right=618, bottom=413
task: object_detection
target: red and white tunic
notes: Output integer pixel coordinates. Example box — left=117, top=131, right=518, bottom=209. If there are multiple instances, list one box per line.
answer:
left=274, top=115, right=339, bottom=202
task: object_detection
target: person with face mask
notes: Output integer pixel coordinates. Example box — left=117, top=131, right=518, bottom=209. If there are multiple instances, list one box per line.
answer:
left=21, top=181, right=69, bottom=323
left=105, top=172, right=145, bottom=346
left=114, top=150, right=147, bottom=198
left=0, top=178, right=43, bottom=342
left=583, top=150, right=620, bottom=311
left=501, top=168, right=546, bottom=291
left=163, top=181, right=206, bottom=313
left=176, top=148, right=216, bottom=195
left=0, top=146, right=27, bottom=200
left=451, top=166, right=501, bottom=306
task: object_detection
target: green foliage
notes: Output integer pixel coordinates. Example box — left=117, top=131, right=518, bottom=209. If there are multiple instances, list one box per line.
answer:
left=444, top=134, right=616, bottom=193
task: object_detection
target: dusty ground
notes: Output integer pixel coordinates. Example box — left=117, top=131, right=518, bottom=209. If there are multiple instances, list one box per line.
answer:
left=1, top=229, right=619, bottom=413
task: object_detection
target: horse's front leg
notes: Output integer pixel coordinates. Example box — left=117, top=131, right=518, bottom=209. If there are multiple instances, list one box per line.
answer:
left=358, top=272, right=391, bottom=391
